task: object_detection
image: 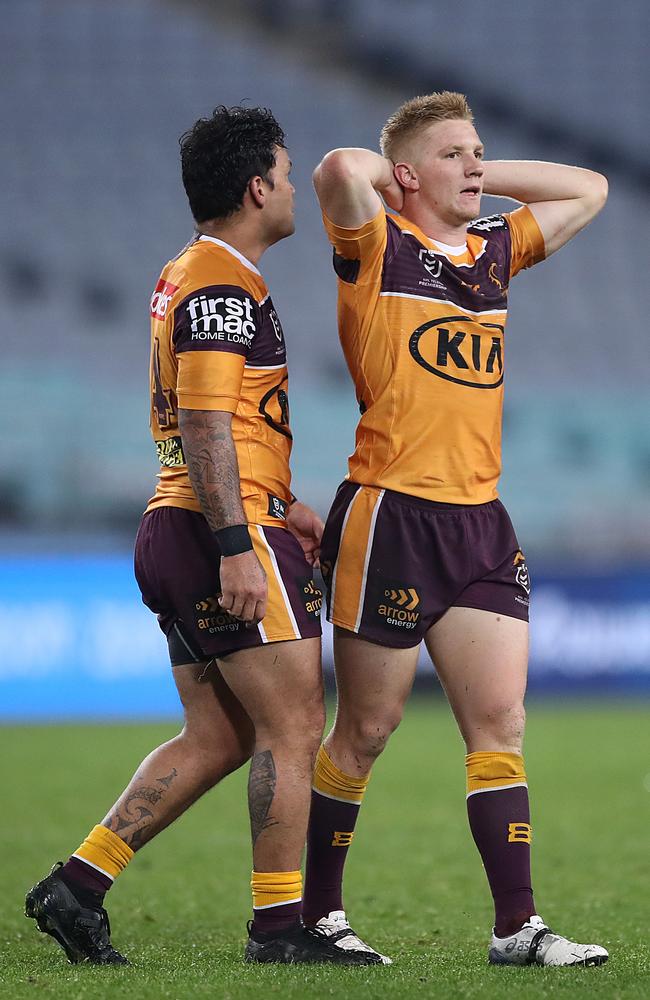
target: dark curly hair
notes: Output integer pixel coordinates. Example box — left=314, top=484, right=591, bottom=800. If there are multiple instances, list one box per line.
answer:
left=180, top=105, right=286, bottom=223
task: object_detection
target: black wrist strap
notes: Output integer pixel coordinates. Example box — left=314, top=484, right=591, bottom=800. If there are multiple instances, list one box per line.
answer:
left=214, top=524, right=253, bottom=556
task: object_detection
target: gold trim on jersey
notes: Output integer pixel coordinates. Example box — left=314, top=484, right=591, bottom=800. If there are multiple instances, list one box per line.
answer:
left=330, top=486, right=385, bottom=632
left=379, top=290, right=507, bottom=317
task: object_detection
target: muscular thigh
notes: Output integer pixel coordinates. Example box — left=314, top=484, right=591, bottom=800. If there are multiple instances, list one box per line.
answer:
left=216, top=636, right=324, bottom=737
left=173, top=660, right=254, bottom=759
left=425, top=607, right=529, bottom=753
left=333, top=628, right=419, bottom=726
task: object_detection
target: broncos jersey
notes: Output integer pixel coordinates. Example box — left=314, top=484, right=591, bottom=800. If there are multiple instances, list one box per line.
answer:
left=145, top=234, right=293, bottom=525
left=323, top=204, right=545, bottom=504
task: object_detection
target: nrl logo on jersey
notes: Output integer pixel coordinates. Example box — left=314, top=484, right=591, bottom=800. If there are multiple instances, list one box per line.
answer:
left=419, top=249, right=443, bottom=278
left=269, top=307, right=284, bottom=343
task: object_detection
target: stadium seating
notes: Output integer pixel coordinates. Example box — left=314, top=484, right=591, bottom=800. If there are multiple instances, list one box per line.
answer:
left=2, top=0, right=648, bottom=558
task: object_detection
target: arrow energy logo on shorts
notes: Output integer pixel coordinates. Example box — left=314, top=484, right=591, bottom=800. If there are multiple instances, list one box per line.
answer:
left=377, top=585, right=420, bottom=630
left=194, top=594, right=241, bottom=634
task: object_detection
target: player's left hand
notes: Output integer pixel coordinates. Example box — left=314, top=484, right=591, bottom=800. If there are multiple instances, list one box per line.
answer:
left=286, top=501, right=324, bottom=569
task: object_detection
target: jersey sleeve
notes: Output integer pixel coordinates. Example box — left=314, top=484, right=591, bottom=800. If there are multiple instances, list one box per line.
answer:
left=173, top=283, right=258, bottom=411
left=505, top=205, right=546, bottom=278
left=322, top=207, right=389, bottom=286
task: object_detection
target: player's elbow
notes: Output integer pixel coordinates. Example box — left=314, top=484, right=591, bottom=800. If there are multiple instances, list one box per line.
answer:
left=584, top=170, right=608, bottom=217
left=313, top=149, right=358, bottom=196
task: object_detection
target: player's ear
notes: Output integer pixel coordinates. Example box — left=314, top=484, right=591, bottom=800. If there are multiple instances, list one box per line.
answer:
left=248, top=175, right=266, bottom=209
left=394, top=162, right=419, bottom=192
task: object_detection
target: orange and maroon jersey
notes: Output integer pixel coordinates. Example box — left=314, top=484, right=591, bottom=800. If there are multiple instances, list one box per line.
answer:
left=146, top=235, right=293, bottom=525
left=323, top=205, right=545, bottom=504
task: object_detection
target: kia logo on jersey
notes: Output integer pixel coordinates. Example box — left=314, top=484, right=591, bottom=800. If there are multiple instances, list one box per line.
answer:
left=150, top=279, right=180, bottom=320
left=409, top=316, right=504, bottom=388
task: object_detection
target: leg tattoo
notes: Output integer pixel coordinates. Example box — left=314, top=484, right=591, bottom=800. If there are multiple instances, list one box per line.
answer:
left=104, top=768, right=179, bottom=850
left=248, top=750, right=279, bottom=846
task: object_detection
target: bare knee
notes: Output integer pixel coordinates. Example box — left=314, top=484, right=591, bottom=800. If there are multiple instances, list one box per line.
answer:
left=466, top=702, right=526, bottom=753
left=305, top=702, right=327, bottom=760
left=176, top=722, right=252, bottom=786
left=257, top=700, right=325, bottom=765
left=335, top=707, right=404, bottom=763
left=282, top=701, right=326, bottom=764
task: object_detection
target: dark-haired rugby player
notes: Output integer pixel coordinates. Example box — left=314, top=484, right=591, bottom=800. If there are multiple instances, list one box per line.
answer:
left=25, top=105, right=380, bottom=967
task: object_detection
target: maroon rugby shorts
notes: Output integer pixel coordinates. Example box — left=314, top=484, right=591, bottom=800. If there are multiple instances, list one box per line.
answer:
left=320, top=481, right=530, bottom=648
left=135, top=506, right=322, bottom=664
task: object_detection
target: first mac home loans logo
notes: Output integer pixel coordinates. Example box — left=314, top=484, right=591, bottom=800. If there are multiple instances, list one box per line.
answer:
left=187, top=293, right=257, bottom=345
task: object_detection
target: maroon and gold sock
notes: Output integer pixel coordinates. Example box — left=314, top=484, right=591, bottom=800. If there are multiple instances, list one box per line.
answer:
left=58, top=825, right=134, bottom=905
left=466, top=751, right=536, bottom=937
left=302, top=744, right=369, bottom=925
left=250, top=870, right=302, bottom=935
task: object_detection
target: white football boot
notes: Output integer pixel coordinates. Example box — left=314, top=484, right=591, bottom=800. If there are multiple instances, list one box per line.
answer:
left=488, top=914, right=608, bottom=966
left=314, top=910, right=392, bottom=965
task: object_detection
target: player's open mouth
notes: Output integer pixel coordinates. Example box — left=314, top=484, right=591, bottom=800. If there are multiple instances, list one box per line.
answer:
left=461, top=186, right=481, bottom=195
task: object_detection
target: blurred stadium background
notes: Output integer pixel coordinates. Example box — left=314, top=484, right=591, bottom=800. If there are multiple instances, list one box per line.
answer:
left=2, top=0, right=650, bottom=717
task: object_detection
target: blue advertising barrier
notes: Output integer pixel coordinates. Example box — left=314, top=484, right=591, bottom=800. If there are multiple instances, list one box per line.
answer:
left=1, top=556, right=650, bottom=719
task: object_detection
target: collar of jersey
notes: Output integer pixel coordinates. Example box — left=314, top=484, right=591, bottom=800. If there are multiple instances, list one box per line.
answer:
left=394, top=213, right=486, bottom=266
left=198, top=234, right=261, bottom=276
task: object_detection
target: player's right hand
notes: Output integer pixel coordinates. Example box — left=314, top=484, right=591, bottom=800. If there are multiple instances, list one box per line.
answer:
left=218, top=550, right=267, bottom=626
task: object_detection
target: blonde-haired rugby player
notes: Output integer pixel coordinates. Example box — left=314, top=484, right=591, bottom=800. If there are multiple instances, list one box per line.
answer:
left=302, top=91, right=609, bottom=968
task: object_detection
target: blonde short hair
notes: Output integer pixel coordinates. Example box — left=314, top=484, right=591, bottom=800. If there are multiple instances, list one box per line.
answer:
left=380, top=91, right=474, bottom=161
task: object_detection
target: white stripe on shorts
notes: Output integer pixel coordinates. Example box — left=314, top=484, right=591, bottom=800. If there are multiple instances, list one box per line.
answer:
left=329, top=484, right=361, bottom=621
left=255, top=525, right=301, bottom=640
left=354, top=489, right=385, bottom=632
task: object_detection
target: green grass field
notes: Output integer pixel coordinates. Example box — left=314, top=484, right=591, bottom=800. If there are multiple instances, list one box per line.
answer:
left=1, top=699, right=648, bottom=999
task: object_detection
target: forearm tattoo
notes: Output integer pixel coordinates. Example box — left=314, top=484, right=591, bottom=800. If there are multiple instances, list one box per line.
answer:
left=104, top=767, right=178, bottom=851
left=248, top=750, right=279, bottom=846
left=179, top=409, right=245, bottom=532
